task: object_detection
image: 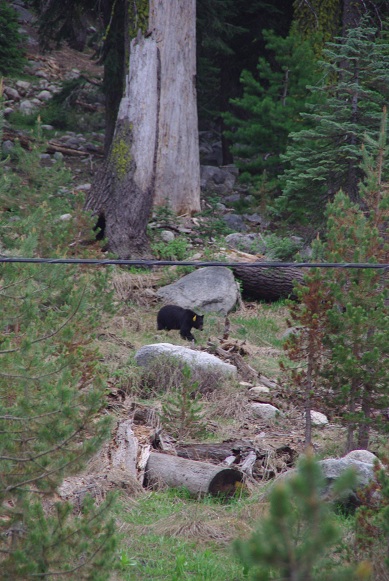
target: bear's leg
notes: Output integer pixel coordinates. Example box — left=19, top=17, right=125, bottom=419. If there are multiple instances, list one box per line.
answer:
left=180, top=327, right=195, bottom=341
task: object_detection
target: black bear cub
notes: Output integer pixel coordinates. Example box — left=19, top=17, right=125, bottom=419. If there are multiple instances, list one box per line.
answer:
left=157, top=305, right=204, bottom=342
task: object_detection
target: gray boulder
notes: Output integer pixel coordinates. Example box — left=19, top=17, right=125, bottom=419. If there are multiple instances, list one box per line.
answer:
left=319, top=458, right=374, bottom=489
left=317, top=450, right=382, bottom=505
left=225, top=233, right=266, bottom=254
left=276, top=450, right=382, bottom=508
left=156, top=266, right=240, bottom=314
left=223, top=214, right=247, bottom=232
left=200, top=165, right=237, bottom=195
left=135, top=343, right=237, bottom=376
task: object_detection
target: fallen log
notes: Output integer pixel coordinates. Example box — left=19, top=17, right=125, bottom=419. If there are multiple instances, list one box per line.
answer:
left=176, top=440, right=254, bottom=463
left=144, top=451, right=243, bottom=496
left=232, top=263, right=304, bottom=302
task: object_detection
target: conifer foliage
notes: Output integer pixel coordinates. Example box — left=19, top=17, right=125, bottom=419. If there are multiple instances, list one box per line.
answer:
left=283, top=111, right=389, bottom=452
left=0, top=134, right=117, bottom=577
left=223, top=28, right=319, bottom=190
left=235, top=454, right=358, bottom=580
left=280, top=19, right=389, bottom=221
left=0, top=0, right=26, bottom=74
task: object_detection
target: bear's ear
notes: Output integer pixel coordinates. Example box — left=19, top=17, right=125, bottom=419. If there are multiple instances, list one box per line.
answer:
left=192, top=315, right=197, bottom=322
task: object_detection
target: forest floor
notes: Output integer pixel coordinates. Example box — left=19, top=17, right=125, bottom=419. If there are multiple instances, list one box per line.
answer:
left=18, top=32, right=383, bottom=462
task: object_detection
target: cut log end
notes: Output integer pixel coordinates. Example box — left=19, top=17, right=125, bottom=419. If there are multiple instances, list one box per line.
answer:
left=208, top=468, right=243, bottom=496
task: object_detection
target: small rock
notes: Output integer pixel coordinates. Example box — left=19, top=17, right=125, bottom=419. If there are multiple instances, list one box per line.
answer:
left=41, top=125, right=54, bottom=131
left=19, top=100, right=38, bottom=115
left=223, top=214, right=247, bottom=232
left=59, top=214, right=72, bottom=221
left=15, top=80, right=31, bottom=94
left=36, top=90, right=52, bottom=102
left=66, top=68, right=81, bottom=80
left=2, top=141, right=14, bottom=155
left=282, top=326, right=303, bottom=340
left=53, top=152, right=64, bottom=161
left=310, top=410, right=329, bottom=426
left=3, top=107, right=14, bottom=117
left=251, top=403, right=280, bottom=420
left=75, top=183, right=92, bottom=191
left=243, top=213, right=264, bottom=224
left=224, top=193, right=241, bottom=204
left=248, top=386, right=272, bottom=402
left=160, top=230, right=175, bottom=243
left=225, top=232, right=266, bottom=254
left=35, top=70, right=49, bottom=79
left=63, top=137, right=83, bottom=149
left=4, top=86, right=20, bottom=100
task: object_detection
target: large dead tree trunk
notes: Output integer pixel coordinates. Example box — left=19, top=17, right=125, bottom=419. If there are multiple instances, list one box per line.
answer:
left=144, top=451, right=243, bottom=496
left=150, top=0, right=200, bottom=214
left=232, top=264, right=304, bottom=301
left=85, top=0, right=200, bottom=258
left=84, top=34, right=159, bottom=258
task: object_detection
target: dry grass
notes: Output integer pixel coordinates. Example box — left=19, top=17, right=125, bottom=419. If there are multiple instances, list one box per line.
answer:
left=139, top=505, right=252, bottom=544
left=112, top=271, right=161, bottom=306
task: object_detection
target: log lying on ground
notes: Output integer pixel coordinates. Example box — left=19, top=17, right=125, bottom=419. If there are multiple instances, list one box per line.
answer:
left=232, top=264, right=304, bottom=301
left=176, top=440, right=254, bottom=463
left=144, top=451, right=243, bottom=496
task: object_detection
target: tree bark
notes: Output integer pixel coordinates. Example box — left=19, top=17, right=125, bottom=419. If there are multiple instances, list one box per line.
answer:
left=150, top=0, right=201, bottom=214
left=176, top=441, right=255, bottom=463
left=232, top=265, right=304, bottom=302
left=85, top=0, right=200, bottom=257
left=144, top=451, right=243, bottom=496
left=85, top=33, right=159, bottom=258
left=342, top=0, right=363, bottom=36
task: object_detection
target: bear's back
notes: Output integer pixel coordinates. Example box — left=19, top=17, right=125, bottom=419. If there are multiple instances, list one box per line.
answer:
left=157, top=304, right=187, bottom=330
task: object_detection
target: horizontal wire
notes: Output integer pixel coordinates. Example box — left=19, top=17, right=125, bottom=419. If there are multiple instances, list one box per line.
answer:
left=0, top=257, right=388, bottom=269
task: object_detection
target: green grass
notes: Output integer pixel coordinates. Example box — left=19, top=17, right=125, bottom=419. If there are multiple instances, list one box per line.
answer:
left=233, top=302, right=288, bottom=348
left=113, top=491, right=249, bottom=580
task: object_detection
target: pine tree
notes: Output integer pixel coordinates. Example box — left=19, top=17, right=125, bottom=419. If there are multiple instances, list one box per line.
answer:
left=0, top=131, right=117, bottom=577
left=223, top=28, right=320, bottom=193
left=319, top=152, right=388, bottom=451
left=160, top=364, right=206, bottom=441
left=235, top=454, right=358, bottom=580
left=283, top=111, right=388, bottom=452
left=281, top=270, right=329, bottom=447
left=279, top=19, right=389, bottom=222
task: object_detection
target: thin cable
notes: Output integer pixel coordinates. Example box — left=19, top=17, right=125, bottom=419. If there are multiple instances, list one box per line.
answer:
left=0, top=257, right=388, bottom=269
